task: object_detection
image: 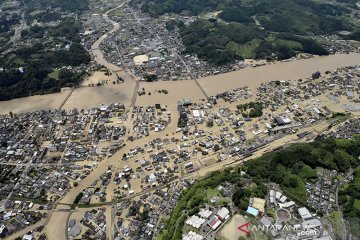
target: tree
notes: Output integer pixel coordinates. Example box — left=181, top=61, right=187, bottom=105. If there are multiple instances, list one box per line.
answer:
left=288, top=176, right=298, bottom=188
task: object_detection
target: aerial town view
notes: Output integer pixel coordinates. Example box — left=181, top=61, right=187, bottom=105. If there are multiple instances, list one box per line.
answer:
left=0, top=0, right=359, bottom=239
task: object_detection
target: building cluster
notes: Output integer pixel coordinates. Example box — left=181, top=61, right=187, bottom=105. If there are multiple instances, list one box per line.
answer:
left=0, top=209, right=46, bottom=238
left=81, top=0, right=360, bottom=84
left=111, top=180, right=191, bottom=239
left=68, top=208, right=107, bottom=239
left=184, top=206, right=231, bottom=239
left=321, top=118, right=360, bottom=139
left=131, top=106, right=171, bottom=137
left=246, top=186, right=334, bottom=240
left=306, top=169, right=338, bottom=215
left=315, top=34, right=360, bottom=54
left=0, top=63, right=359, bottom=239
left=88, top=2, right=270, bottom=81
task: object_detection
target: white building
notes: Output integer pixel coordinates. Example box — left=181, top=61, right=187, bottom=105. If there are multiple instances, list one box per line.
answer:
left=298, top=207, right=313, bottom=220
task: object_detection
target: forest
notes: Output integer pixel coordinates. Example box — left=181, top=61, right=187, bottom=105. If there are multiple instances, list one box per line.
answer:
left=23, top=0, right=89, bottom=12
left=0, top=41, right=90, bottom=101
left=0, top=0, right=90, bottom=101
left=176, top=19, right=329, bottom=65
left=136, top=0, right=356, bottom=36
left=0, top=15, right=90, bottom=101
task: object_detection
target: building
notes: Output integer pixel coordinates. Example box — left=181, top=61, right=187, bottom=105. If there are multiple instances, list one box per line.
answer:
left=298, top=207, right=312, bottom=220
left=312, top=71, right=321, bottom=79
left=274, top=116, right=292, bottom=126
left=279, top=201, right=295, bottom=208
left=346, top=91, right=354, bottom=99
left=207, top=216, right=221, bottom=230
left=302, top=218, right=322, bottom=230
left=217, top=207, right=230, bottom=221
left=186, top=215, right=205, bottom=229
left=260, top=216, right=280, bottom=238
left=183, top=231, right=204, bottom=240
left=198, top=209, right=212, bottom=219
left=177, top=99, right=193, bottom=109
left=22, top=235, right=33, bottom=240
left=269, top=190, right=276, bottom=204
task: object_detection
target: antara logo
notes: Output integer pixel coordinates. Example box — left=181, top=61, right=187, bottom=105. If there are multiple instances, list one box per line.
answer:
left=237, top=222, right=250, bottom=234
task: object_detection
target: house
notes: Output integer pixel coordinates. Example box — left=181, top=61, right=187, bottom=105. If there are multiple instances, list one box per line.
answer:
left=0, top=225, right=7, bottom=238
left=69, top=225, right=82, bottom=237
left=23, top=234, right=33, bottom=240
left=312, top=71, right=321, bottom=79
left=346, top=91, right=354, bottom=99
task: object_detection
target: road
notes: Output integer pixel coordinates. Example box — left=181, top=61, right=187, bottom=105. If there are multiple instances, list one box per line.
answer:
left=8, top=11, right=28, bottom=44
left=0, top=10, right=28, bottom=52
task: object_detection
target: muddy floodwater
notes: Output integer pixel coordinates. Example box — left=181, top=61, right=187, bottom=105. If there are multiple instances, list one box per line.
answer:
left=0, top=53, right=359, bottom=114
left=198, top=53, right=360, bottom=96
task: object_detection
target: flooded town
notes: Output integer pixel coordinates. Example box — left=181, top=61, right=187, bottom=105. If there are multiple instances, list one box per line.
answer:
left=0, top=0, right=360, bottom=239
left=0, top=62, right=359, bottom=239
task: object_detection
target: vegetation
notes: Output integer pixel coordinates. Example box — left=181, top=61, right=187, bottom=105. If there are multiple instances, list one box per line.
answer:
left=159, top=137, right=360, bottom=239
left=0, top=40, right=89, bottom=100
left=132, top=0, right=357, bottom=64
left=136, top=0, right=355, bottom=34
left=0, top=0, right=90, bottom=101
left=344, top=30, right=360, bottom=41
left=177, top=18, right=329, bottom=65
left=179, top=20, right=259, bottom=65
left=0, top=12, right=90, bottom=101
left=246, top=137, right=360, bottom=211
left=73, top=192, right=84, bottom=204
left=237, top=102, right=263, bottom=118
left=24, top=0, right=89, bottom=12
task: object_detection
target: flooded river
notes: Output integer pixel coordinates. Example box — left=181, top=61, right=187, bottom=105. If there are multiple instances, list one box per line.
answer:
left=0, top=53, right=359, bottom=114
left=199, top=53, right=360, bottom=95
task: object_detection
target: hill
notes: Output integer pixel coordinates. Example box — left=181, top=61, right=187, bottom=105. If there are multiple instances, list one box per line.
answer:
left=131, top=0, right=358, bottom=65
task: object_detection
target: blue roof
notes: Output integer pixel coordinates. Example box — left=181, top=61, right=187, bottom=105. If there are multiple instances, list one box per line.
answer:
left=246, top=206, right=259, bottom=216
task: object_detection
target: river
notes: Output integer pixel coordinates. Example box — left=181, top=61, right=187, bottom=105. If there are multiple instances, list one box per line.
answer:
left=0, top=53, right=359, bottom=114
